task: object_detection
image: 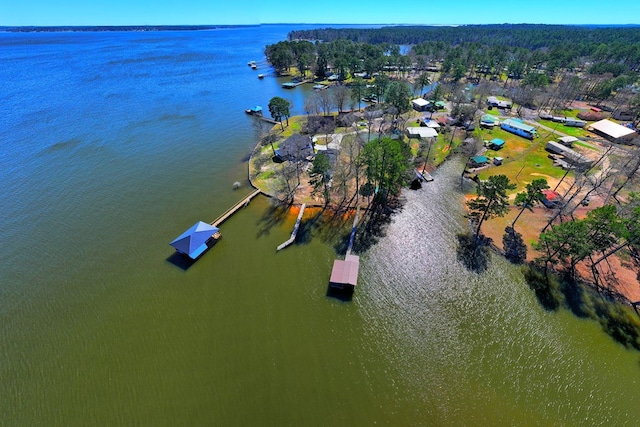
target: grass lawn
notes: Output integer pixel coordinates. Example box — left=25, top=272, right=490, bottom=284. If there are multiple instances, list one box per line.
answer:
left=477, top=138, right=567, bottom=193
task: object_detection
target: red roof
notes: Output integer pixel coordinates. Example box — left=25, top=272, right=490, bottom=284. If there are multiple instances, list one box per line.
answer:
left=542, top=190, right=561, bottom=201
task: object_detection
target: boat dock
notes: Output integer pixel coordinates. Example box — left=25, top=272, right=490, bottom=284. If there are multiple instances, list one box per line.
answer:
left=346, top=207, right=360, bottom=256
left=415, top=169, right=434, bottom=182
left=282, top=79, right=310, bottom=89
left=211, top=189, right=262, bottom=227
left=276, top=203, right=306, bottom=251
left=329, top=208, right=361, bottom=292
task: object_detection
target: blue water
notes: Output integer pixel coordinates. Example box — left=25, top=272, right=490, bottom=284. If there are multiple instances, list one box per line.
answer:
left=2, top=25, right=640, bottom=426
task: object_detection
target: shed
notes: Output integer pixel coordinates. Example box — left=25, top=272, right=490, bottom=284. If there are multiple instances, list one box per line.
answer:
left=329, top=254, right=360, bottom=290
left=169, top=221, right=220, bottom=259
left=559, top=136, right=578, bottom=147
left=493, top=157, right=503, bottom=165
left=488, top=138, right=505, bottom=150
left=470, top=156, right=489, bottom=167
left=412, top=98, right=430, bottom=111
left=407, top=127, right=438, bottom=139
left=541, top=190, right=563, bottom=208
left=434, top=100, right=446, bottom=110
left=588, top=119, right=637, bottom=143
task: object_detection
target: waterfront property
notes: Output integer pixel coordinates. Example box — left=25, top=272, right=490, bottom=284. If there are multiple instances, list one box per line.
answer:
left=500, top=118, right=537, bottom=139
left=169, top=221, right=221, bottom=259
left=275, top=134, right=314, bottom=162
left=588, top=119, right=637, bottom=143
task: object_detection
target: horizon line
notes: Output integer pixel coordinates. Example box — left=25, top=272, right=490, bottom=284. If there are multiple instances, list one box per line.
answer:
left=2, top=23, right=639, bottom=28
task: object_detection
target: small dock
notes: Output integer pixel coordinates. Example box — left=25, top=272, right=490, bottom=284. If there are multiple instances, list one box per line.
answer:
left=282, top=79, right=310, bottom=89
left=415, top=169, right=434, bottom=182
left=276, top=203, right=306, bottom=251
left=211, top=189, right=262, bottom=227
left=345, top=207, right=360, bottom=256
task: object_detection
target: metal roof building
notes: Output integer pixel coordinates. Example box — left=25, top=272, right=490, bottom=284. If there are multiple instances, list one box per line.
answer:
left=407, top=127, right=438, bottom=139
left=170, top=221, right=220, bottom=259
left=329, top=254, right=360, bottom=290
left=588, top=119, right=637, bottom=143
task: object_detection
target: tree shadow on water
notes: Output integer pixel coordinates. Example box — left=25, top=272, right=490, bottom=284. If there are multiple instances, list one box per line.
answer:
left=456, top=232, right=489, bottom=273
left=255, top=201, right=292, bottom=238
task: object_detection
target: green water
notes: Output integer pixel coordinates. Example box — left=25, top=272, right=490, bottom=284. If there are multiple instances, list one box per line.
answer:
left=4, top=162, right=639, bottom=426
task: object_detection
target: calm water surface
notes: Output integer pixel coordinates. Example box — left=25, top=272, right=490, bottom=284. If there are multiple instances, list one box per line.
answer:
left=1, top=26, right=639, bottom=425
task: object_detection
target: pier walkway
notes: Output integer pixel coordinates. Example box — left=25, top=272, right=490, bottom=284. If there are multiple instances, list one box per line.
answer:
left=211, top=189, right=262, bottom=227
left=276, top=203, right=306, bottom=251
left=346, top=207, right=360, bottom=256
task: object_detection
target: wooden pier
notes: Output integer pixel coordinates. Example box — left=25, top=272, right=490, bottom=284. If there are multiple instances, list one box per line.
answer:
left=415, top=169, right=434, bottom=183
left=276, top=203, right=306, bottom=251
left=282, top=79, right=311, bottom=89
left=345, top=207, right=360, bottom=256
left=211, top=189, right=262, bottom=227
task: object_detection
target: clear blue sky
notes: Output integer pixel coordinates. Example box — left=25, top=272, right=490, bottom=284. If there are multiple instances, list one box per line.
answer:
left=1, top=0, right=639, bottom=26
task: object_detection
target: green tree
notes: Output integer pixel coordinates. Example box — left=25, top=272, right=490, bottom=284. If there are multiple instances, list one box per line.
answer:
left=415, top=72, right=431, bottom=96
left=268, top=96, right=291, bottom=131
left=535, top=219, right=591, bottom=279
left=372, top=74, right=390, bottom=103
left=467, top=174, right=516, bottom=240
left=384, top=81, right=411, bottom=118
left=361, top=137, right=410, bottom=201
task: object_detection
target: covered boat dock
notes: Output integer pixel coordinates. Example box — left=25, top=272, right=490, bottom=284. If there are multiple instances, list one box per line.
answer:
left=169, top=221, right=221, bottom=260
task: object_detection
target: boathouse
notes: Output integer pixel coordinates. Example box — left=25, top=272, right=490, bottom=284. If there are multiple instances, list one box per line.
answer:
left=169, top=221, right=220, bottom=259
left=329, top=254, right=360, bottom=291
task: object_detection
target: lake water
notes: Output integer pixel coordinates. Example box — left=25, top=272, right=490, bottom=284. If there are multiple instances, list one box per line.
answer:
left=1, top=25, right=639, bottom=426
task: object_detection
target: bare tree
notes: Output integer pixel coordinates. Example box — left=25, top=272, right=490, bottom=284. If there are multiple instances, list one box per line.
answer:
left=332, top=85, right=350, bottom=113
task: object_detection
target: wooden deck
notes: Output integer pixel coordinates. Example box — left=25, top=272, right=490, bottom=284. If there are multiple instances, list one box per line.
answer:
left=211, top=189, right=262, bottom=227
left=276, top=203, right=306, bottom=251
